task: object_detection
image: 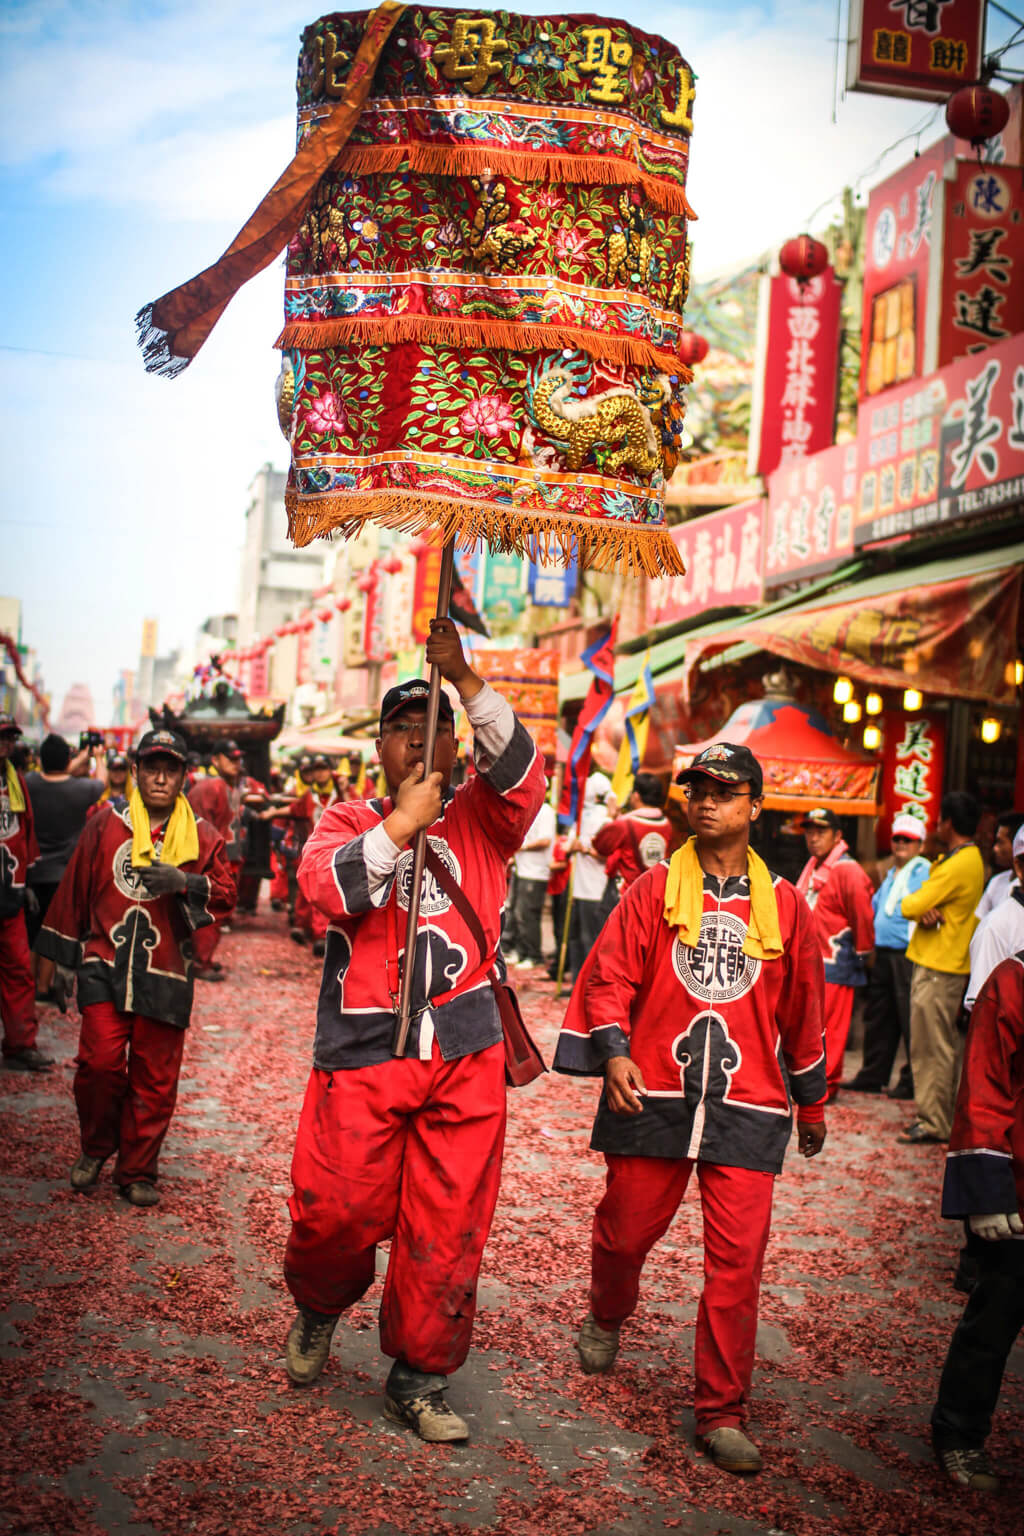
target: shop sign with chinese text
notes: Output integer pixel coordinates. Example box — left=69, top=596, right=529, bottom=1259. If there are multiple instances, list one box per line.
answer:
left=937, top=162, right=1024, bottom=369
left=856, top=330, right=1024, bottom=544
left=878, top=708, right=946, bottom=842
left=749, top=272, right=842, bottom=478
left=481, top=549, right=526, bottom=621
left=646, top=500, right=764, bottom=629
left=763, top=443, right=857, bottom=590
left=528, top=547, right=578, bottom=608
left=847, top=0, right=984, bottom=101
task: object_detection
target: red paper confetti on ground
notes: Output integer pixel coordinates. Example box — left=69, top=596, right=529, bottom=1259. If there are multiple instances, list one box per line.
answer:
left=2, top=902, right=1021, bottom=1534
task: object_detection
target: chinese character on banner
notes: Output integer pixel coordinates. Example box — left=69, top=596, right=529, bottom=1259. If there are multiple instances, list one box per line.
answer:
left=646, top=500, right=764, bottom=628
left=249, top=649, right=269, bottom=696
left=879, top=709, right=946, bottom=845
left=528, top=546, right=578, bottom=608
left=938, top=162, right=1024, bottom=369
left=846, top=0, right=984, bottom=101
left=411, top=541, right=444, bottom=644
left=750, top=272, right=842, bottom=479
left=763, top=443, right=857, bottom=588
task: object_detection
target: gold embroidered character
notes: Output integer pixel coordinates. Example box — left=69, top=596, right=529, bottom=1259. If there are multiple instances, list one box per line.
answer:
left=310, top=26, right=349, bottom=99
left=578, top=27, right=633, bottom=105
left=434, top=17, right=509, bottom=93
left=660, top=62, right=696, bottom=132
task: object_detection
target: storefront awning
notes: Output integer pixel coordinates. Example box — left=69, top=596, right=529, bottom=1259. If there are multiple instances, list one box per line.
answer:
left=680, top=541, right=1024, bottom=706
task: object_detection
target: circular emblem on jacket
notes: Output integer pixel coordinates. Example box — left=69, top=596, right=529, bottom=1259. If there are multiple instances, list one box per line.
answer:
left=638, top=829, right=667, bottom=869
left=672, top=910, right=761, bottom=1004
left=112, top=838, right=158, bottom=902
left=0, top=805, right=16, bottom=842
left=395, top=837, right=461, bottom=916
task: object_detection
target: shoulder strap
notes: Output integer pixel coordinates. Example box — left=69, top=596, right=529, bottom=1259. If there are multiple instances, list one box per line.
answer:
left=424, top=844, right=490, bottom=969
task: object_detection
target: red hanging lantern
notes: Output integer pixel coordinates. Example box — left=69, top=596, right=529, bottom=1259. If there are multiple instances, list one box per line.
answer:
left=317, top=607, right=334, bottom=624
left=356, top=571, right=376, bottom=593
left=273, top=624, right=288, bottom=638
left=335, top=595, right=352, bottom=612
left=779, top=234, right=829, bottom=287
left=677, top=331, right=709, bottom=368
left=381, top=555, right=403, bottom=575
left=301, top=616, right=315, bottom=632
left=946, top=85, right=1011, bottom=149
left=408, top=537, right=431, bottom=559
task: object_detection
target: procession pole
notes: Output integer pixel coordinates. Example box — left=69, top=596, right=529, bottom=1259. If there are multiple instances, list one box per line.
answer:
left=554, top=860, right=575, bottom=1001
left=392, top=536, right=457, bottom=1054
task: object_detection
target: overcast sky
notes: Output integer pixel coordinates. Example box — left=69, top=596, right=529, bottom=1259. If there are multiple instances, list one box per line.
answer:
left=2, top=0, right=991, bottom=719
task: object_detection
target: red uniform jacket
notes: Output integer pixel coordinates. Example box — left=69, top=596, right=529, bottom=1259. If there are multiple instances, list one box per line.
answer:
left=187, top=774, right=261, bottom=864
left=297, top=712, right=544, bottom=1070
left=554, top=863, right=827, bottom=1174
left=0, top=767, right=38, bottom=919
left=942, top=949, right=1024, bottom=1220
left=593, top=810, right=673, bottom=888
left=35, top=803, right=234, bottom=1028
left=803, top=854, right=875, bottom=987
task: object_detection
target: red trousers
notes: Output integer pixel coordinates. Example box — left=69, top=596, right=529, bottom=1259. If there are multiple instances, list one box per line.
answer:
left=293, top=888, right=327, bottom=942
left=591, top=1155, right=775, bottom=1436
left=823, top=982, right=855, bottom=1097
left=284, top=1040, right=506, bottom=1376
left=75, top=1001, right=186, bottom=1185
left=270, top=852, right=289, bottom=903
left=0, top=911, right=38, bottom=1053
left=192, top=862, right=239, bottom=966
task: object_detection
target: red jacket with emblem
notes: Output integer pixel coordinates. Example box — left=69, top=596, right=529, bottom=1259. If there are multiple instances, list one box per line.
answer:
left=35, top=802, right=234, bottom=1028
left=593, top=810, right=674, bottom=888
left=554, top=862, right=827, bottom=1174
left=0, top=766, right=38, bottom=919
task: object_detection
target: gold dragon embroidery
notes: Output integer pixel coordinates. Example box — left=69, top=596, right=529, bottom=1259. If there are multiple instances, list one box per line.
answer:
left=605, top=193, right=654, bottom=288
left=468, top=177, right=539, bottom=268
left=531, top=370, right=663, bottom=478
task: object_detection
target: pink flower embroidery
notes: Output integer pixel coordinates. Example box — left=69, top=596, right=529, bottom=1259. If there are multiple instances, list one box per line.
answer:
left=554, top=226, right=590, bottom=263
left=410, top=38, right=433, bottom=61
left=459, top=395, right=516, bottom=438
left=305, top=392, right=348, bottom=435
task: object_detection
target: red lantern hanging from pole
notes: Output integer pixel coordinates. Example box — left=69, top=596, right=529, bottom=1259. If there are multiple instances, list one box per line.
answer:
left=381, top=555, right=403, bottom=575
left=945, top=85, right=1011, bottom=151
left=779, top=234, right=829, bottom=288
left=677, top=331, right=709, bottom=368
left=335, top=595, right=352, bottom=612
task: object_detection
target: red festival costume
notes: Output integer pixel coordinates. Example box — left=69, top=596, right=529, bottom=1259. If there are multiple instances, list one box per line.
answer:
left=797, top=841, right=875, bottom=1095
left=0, top=764, right=39, bottom=1056
left=284, top=685, right=544, bottom=1376
left=593, top=809, right=674, bottom=890
left=187, top=772, right=260, bottom=963
left=36, top=803, right=234, bottom=1185
left=289, top=784, right=344, bottom=942
left=554, top=859, right=826, bottom=1435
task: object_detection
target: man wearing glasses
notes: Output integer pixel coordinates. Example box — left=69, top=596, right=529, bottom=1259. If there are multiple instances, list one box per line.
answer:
left=554, top=743, right=826, bottom=1476
left=281, top=619, right=544, bottom=1444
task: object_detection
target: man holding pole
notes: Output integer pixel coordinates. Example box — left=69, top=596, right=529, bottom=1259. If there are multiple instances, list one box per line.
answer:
left=282, top=618, right=544, bottom=1443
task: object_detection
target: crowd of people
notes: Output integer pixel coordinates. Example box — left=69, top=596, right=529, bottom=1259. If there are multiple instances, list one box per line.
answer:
left=1, top=669, right=1022, bottom=1492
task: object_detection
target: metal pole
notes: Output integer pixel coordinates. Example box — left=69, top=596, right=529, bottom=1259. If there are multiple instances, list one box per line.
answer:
left=392, top=537, right=456, bottom=1056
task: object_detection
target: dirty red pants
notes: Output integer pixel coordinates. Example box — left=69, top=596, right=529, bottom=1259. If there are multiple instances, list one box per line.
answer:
left=270, top=852, right=289, bottom=903
left=75, top=1001, right=186, bottom=1186
left=591, top=1156, right=775, bottom=1436
left=293, top=888, right=327, bottom=942
left=0, top=911, right=38, bottom=1054
left=192, top=862, right=239, bottom=967
left=823, top=982, right=855, bottom=1098
left=284, top=1040, right=506, bottom=1375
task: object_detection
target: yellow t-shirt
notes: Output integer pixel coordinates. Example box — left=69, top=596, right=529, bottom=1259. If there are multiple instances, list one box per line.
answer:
left=902, top=843, right=985, bottom=975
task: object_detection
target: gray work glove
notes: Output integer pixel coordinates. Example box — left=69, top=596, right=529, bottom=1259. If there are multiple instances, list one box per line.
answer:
left=968, top=1212, right=1024, bottom=1241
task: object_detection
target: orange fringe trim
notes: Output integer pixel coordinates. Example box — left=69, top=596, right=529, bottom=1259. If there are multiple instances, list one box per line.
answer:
left=284, top=489, right=687, bottom=578
left=330, top=142, right=697, bottom=219
left=276, top=315, right=693, bottom=381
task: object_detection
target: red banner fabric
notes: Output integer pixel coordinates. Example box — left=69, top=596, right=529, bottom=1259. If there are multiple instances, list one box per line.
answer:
left=411, top=542, right=444, bottom=645
left=938, top=163, right=1024, bottom=370
left=764, top=443, right=858, bottom=590
left=470, top=648, right=560, bottom=757
left=878, top=708, right=946, bottom=845
left=682, top=562, right=1022, bottom=706
left=855, top=330, right=1024, bottom=546
left=753, top=272, right=842, bottom=479
left=645, top=499, right=764, bottom=628
left=847, top=0, right=984, bottom=102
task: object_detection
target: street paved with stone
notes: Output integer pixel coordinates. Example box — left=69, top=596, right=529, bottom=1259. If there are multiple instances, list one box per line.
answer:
left=2, top=904, right=1021, bottom=1535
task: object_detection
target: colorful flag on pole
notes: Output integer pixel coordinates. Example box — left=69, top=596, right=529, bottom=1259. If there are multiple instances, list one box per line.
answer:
left=610, top=651, right=655, bottom=807
left=558, top=621, right=617, bottom=830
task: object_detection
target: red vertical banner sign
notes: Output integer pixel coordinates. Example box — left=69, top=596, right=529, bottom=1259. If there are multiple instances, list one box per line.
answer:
left=750, top=271, right=842, bottom=479
left=411, top=542, right=443, bottom=645
left=249, top=649, right=268, bottom=696
left=937, top=162, right=1024, bottom=369
left=847, top=0, right=984, bottom=101
left=860, top=145, right=943, bottom=399
left=362, top=577, right=388, bottom=663
left=878, top=708, right=946, bottom=843
left=296, top=623, right=312, bottom=685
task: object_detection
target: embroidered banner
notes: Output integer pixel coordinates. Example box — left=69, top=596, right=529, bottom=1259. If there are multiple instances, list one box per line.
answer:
left=470, top=646, right=560, bottom=755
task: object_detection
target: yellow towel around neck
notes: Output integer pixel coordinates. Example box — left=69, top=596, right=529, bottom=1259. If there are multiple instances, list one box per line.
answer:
left=663, top=835, right=784, bottom=961
left=4, top=759, right=26, bottom=814
left=129, top=787, right=200, bottom=869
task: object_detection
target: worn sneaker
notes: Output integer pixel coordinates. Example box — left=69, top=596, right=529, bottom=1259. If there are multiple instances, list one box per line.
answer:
left=70, top=1154, right=105, bottom=1192
left=576, top=1313, right=620, bottom=1374
left=696, top=1426, right=764, bottom=1475
left=118, top=1181, right=160, bottom=1208
left=3, top=1046, right=55, bottom=1072
left=312, top=938, right=326, bottom=958
left=384, top=1390, right=469, bottom=1443
left=935, top=1445, right=1000, bottom=1491
left=285, top=1306, right=339, bottom=1385
left=289, top=927, right=308, bottom=946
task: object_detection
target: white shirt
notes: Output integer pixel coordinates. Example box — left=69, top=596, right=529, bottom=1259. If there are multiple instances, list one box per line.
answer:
left=514, top=801, right=555, bottom=882
left=975, top=868, right=1016, bottom=921
left=573, top=801, right=610, bottom=902
left=965, top=891, right=1024, bottom=1010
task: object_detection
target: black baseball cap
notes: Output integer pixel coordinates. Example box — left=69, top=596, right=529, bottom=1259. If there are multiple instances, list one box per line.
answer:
left=311, top=754, right=331, bottom=769
left=106, top=751, right=129, bottom=769
left=0, top=712, right=22, bottom=737
left=801, top=806, right=842, bottom=831
left=214, top=738, right=243, bottom=759
left=379, top=680, right=455, bottom=735
left=136, top=729, right=188, bottom=764
left=676, top=742, right=763, bottom=797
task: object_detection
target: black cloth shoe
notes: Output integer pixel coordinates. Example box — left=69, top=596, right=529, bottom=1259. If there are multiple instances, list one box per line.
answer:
left=285, top=1306, right=339, bottom=1385
left=885, top=1081, right=914, bottom=1101
left=840, top=1078, right=884, bottom=1093
left=3, top=1046, right=54, bottom=1072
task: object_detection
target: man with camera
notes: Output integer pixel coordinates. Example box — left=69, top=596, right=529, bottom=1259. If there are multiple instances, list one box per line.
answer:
left=24, top=732, right=105, bottom=951
left=34, top=730, right=234, bottom=1205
